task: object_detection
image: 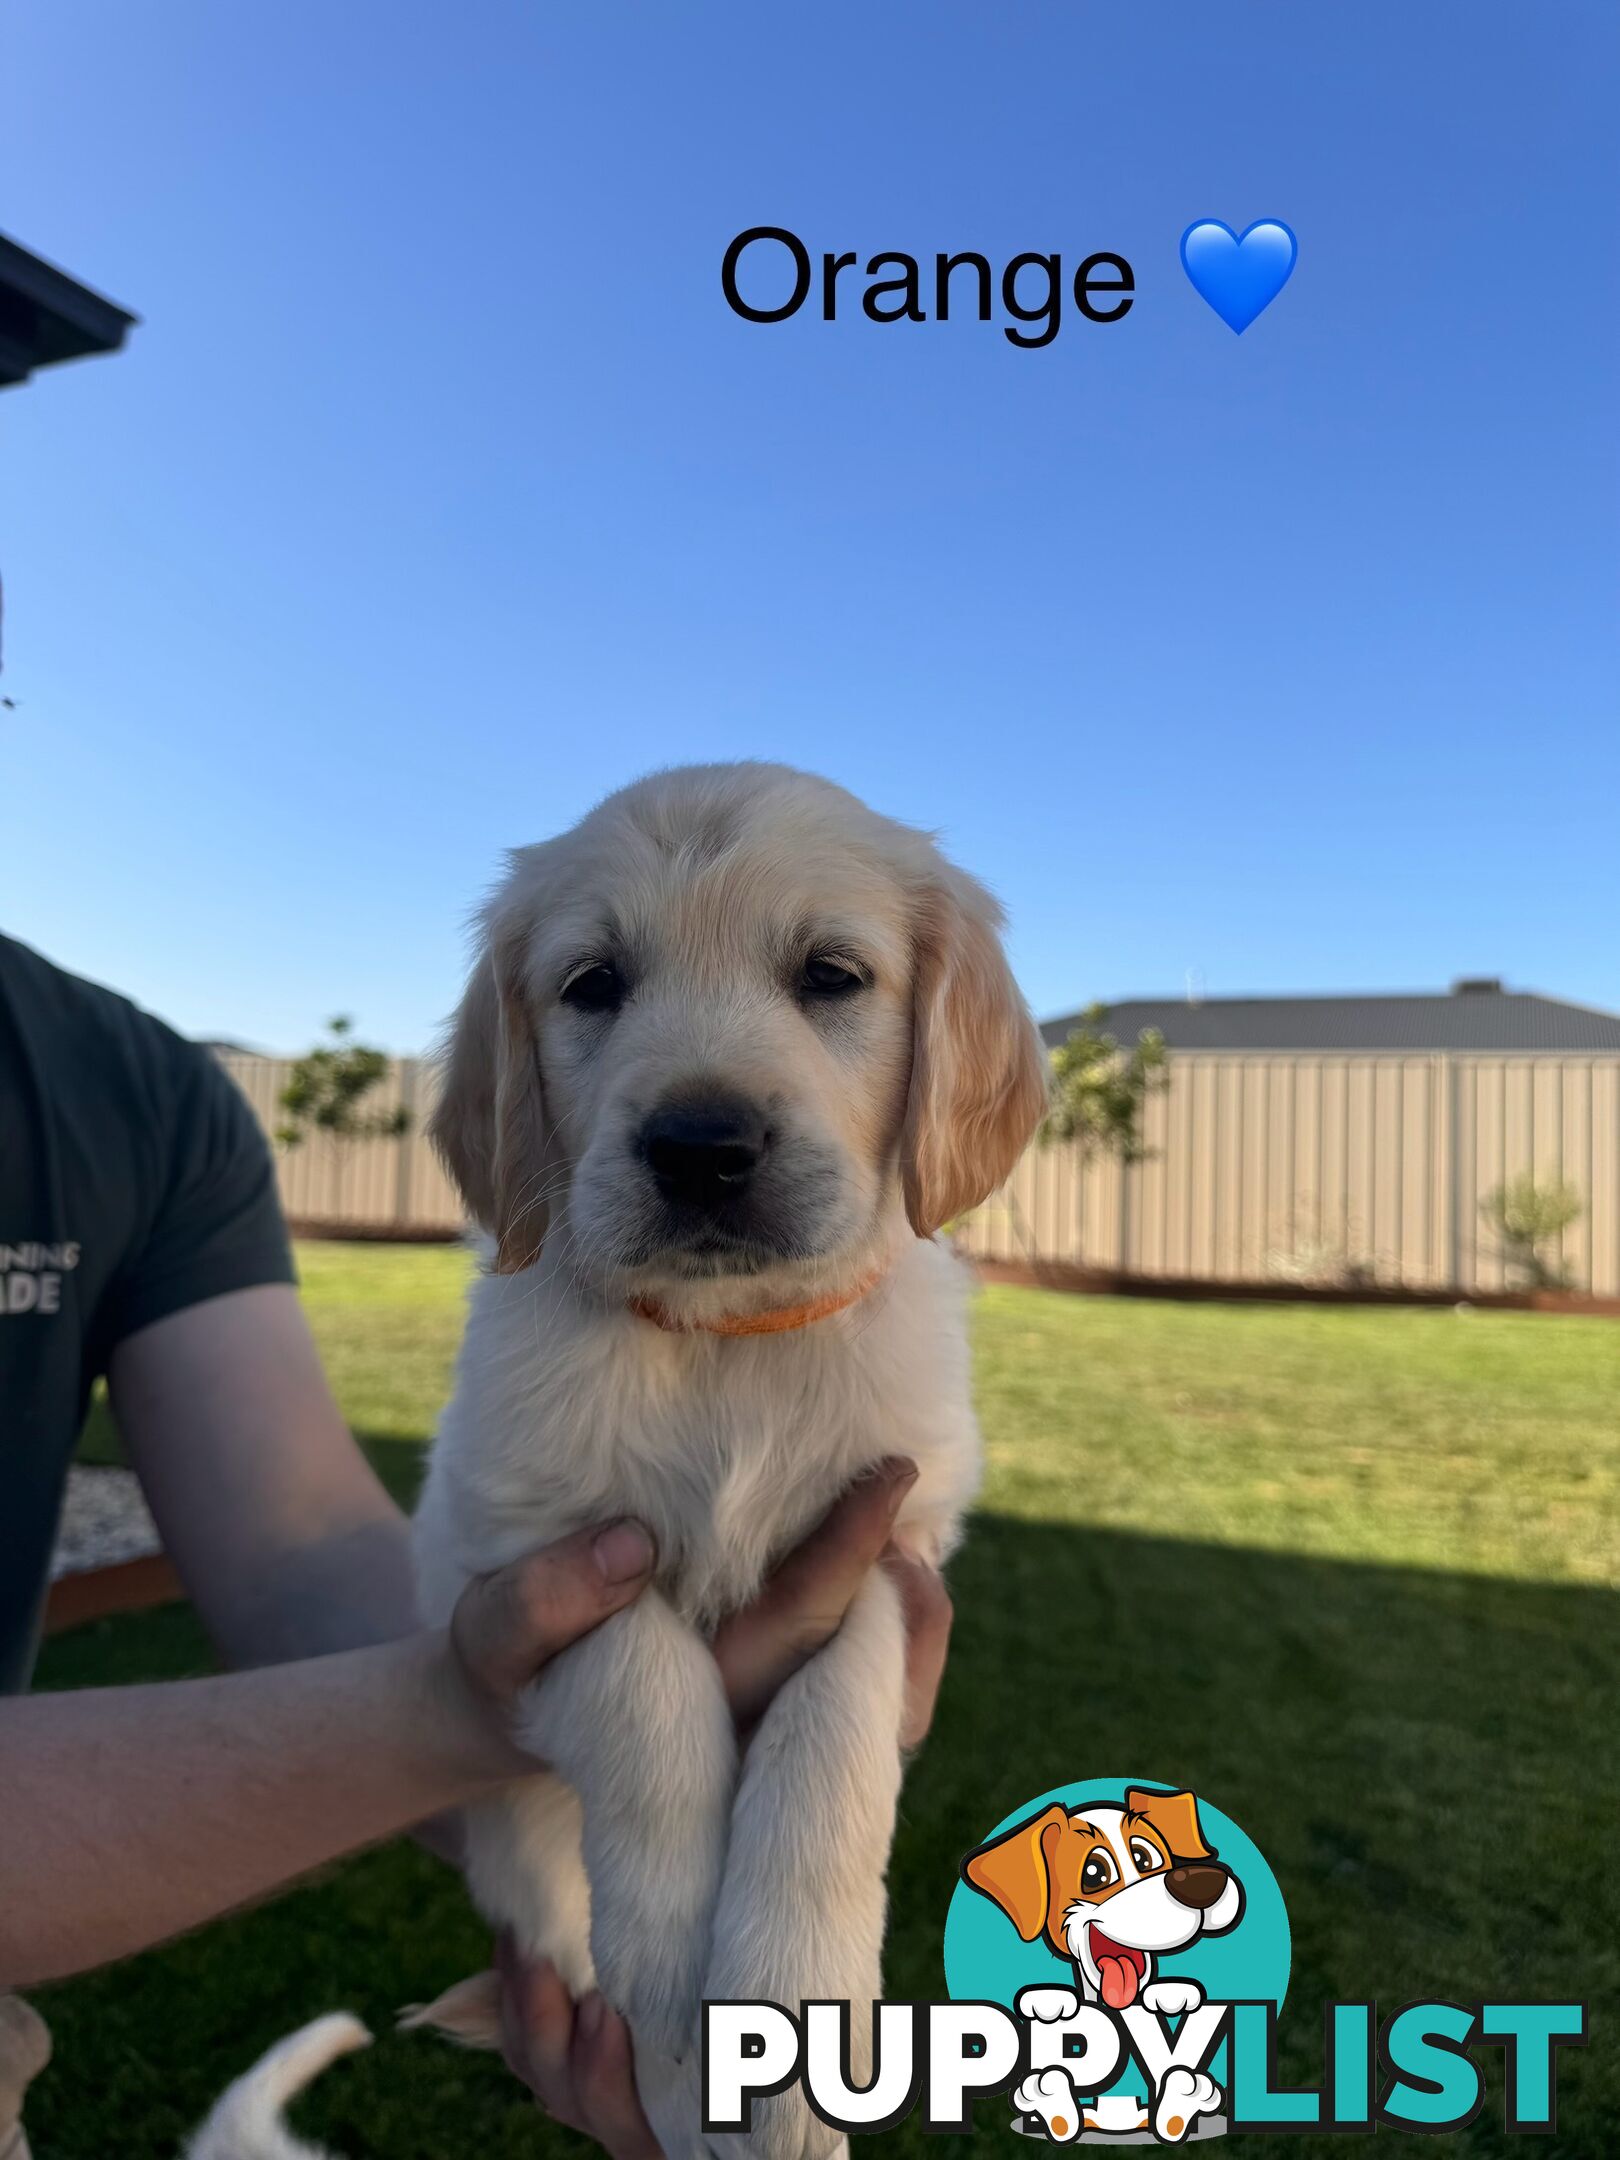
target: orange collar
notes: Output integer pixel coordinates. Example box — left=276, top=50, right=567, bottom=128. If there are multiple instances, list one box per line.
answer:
left=629, top=1266, right=886, bottom=1338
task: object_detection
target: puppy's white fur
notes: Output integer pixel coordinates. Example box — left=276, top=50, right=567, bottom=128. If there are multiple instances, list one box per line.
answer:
left=413, top=763, right=1048, bottom=2159
left=183, top=2015, right=369, bottom=2160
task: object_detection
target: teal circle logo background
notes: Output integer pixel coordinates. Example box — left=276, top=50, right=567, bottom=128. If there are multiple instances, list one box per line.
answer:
left=944, top=1778, right=1290, bottom=2015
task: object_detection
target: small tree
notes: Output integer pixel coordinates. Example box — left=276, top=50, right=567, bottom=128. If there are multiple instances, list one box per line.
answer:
left=277, top=1016, right=410, bottom=1221
left=1480, top=1173, right=1582, bottom=1290
left=1040, top=1003, right=1168, bottom=1163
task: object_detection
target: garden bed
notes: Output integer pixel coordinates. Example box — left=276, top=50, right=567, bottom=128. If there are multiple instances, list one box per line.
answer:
left=285, top=1218, right=464, bottom=1244
left=971, top=1257, right=1620, bottom=1316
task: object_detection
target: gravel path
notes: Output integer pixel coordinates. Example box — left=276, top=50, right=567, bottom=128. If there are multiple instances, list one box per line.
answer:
left=49, top=1465, right=162, bottom=1580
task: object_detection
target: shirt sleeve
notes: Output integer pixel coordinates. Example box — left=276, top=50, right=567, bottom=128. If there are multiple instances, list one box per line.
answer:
left=104, top=1041, right=297, bottom=1349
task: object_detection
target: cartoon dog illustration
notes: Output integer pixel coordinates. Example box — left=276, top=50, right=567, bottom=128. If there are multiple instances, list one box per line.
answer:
left=963, top=1786, right=1244, bottom=2011
left=964, top=1787, right=1244, bottom=2141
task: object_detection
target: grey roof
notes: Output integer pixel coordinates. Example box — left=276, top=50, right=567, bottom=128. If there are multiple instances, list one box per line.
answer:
left=1040, top=986, right=1620, bottom=1056
left=0, top=232, right=136, bottom=388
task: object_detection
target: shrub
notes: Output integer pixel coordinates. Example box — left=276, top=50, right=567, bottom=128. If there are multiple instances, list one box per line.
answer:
left=277, top=1016, right=410, bottom=1220
left=1041, top=1004, right=1167, bottom=1163
left=1480, top=1174, right=1582, bottom=1289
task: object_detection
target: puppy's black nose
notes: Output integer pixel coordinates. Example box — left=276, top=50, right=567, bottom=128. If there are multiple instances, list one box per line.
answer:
left=641, top=1101, right=768, bottom=1208
left=1165, top=1864, right=1229, bottom=1912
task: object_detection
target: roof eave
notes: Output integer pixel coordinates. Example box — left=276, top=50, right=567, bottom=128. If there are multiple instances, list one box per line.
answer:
left=0, top=233, right=138, bottom=388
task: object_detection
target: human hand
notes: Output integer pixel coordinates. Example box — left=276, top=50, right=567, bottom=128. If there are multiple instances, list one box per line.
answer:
left=495, top=1940, right=664, bottom=2160
left=711, top=1455, right=953, bottom=1745
left=442, top=1519, right=657, bottom=1778
left=446, top=1458, right=952, bottom=1783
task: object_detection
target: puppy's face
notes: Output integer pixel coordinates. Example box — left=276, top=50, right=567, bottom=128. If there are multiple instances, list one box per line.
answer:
left=528, top=791, right=915, bottom=1285
left=432, top=763, right=1048, bottom=1306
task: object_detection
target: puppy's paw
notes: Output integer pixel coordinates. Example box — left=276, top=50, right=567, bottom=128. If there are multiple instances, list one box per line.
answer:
left=1141, top=1978, right=1205, bottom=2018
left=1015, top=1985, right=1082, bottom=2024
left=605, top=1920, right=711, bottom=2061
left=636, top=2049, right=727, bottom=2160
left=588, top=1836, right=725, bottom=2057
left=399, top=1969, right=503, bottom=2048
left=718, top=2082, right=846, bottom=2160
left=702, top=1941, right=876, bottom=2158
left=1154, top=2066, right=1221, bottom=2143
left=1013, top=2066, right=1083, bottom=2142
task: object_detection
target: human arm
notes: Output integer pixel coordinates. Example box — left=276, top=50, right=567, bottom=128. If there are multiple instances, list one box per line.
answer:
left=107, top=1282, right=420, bottom=1668
left=0, top=1462, right=949, bottom=1999
left=0, top=1524, right=655, bottom=1991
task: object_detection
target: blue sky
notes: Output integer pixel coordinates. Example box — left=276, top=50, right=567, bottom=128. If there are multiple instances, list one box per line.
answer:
left=3, top=3, right=1616, bottom=1051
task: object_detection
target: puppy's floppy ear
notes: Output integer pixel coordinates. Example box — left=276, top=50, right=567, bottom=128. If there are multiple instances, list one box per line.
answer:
left=1125, top=1786, right=1215, bottom=1864
left=431, top=901, right=554, bottom=1274
left=902, top=864, right=1049, bottom=1237
left=962, top=1802, right=1069, bottom=1941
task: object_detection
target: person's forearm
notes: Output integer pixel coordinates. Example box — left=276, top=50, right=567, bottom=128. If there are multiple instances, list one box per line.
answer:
left=0, top=1632, right=508, bottom=1990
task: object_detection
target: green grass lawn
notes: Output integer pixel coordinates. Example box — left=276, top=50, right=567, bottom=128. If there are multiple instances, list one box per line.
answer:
left=37, top=1249, right=1620, bottom=2158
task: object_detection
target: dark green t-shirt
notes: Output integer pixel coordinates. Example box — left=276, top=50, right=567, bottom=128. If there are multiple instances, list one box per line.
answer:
left=0, top=935, right=295, bottom=1689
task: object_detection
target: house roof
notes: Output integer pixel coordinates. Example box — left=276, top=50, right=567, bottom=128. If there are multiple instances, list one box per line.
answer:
left=0, top=233, right=136, bottom=388
left=1040, top=983, right=1620, bottom=1056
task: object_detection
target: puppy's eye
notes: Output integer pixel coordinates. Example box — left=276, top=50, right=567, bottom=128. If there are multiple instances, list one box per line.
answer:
left=1080, top=1850, right=1118, bottom=1895
left=801, top=957, right=864, bottom=998
left=560, top=963, right=625, bottom=1015
left=1129, top=1840, right=1163, bottom=1875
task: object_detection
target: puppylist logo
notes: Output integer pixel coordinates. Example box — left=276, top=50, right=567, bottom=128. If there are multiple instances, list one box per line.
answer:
left=720, top=219, right=1299, bottom=343
left=702, top=1780, right=1587, bottom=2143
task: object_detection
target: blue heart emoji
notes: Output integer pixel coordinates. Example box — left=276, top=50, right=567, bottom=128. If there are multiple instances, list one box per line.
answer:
left=1180, top=219, right=1297, bottom=333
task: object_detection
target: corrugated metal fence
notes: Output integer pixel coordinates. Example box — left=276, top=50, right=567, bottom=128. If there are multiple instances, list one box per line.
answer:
left=957, top=1054, right=1620, bottom=1295
left=221, top=1050, right=1620, bottom=1292
left=220, top=1054, right=465, bottom=1234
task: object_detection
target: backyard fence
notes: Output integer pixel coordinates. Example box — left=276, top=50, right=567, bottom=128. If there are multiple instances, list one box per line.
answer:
left=221, top=1049, right=1620, bottom=1293
left=219, top=1054, right=466, bottom=1235
left=956, top=1053, right=1620, bottom=1296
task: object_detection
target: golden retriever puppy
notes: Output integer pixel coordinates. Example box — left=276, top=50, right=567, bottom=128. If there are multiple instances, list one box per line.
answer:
left=412, top=762, right=1047, bottom=2158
